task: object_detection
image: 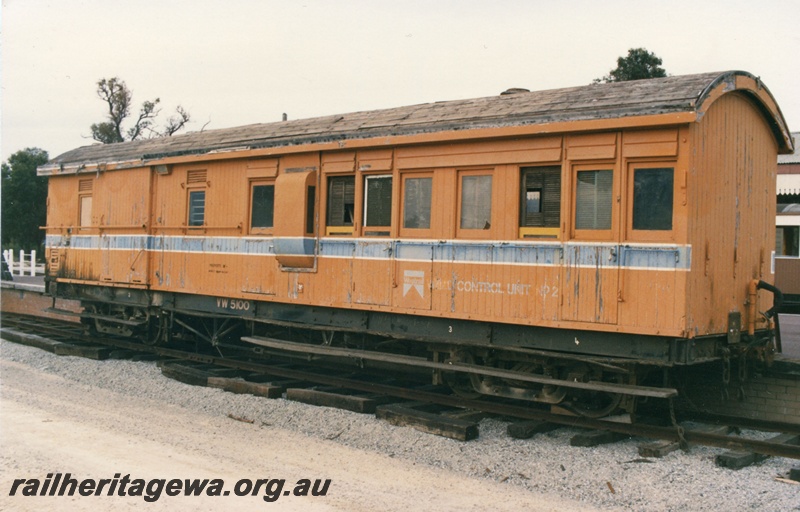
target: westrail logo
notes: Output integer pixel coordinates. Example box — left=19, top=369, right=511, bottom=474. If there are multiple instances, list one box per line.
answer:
left=402, top=270, right=425, bottom=298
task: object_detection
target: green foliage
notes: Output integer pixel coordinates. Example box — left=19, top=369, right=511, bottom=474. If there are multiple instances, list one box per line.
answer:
left=90, top=76, right=190, bottom=144
left=595, top=48, right=668, bottom=83
left=1, top=148, right=49, bottom=253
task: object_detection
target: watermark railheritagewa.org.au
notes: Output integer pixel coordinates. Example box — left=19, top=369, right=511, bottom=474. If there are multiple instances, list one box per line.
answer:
left=8, top=473, right=331, bottom=503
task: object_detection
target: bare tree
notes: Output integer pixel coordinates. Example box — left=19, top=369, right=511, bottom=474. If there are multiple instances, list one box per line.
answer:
left=162, top=105, right=192, bottom=137
left=90, top=77, right=191, bottom=143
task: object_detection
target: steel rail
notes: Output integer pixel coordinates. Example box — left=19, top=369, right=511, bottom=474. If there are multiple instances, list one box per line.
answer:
left=242, top=335, right=678, bottom=399
left=2, top=313, right=799, bottom=459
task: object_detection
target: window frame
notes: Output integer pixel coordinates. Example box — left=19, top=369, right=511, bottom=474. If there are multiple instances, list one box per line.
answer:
left=519, top=165, right=562, bottom=239
left=248, top=180, right=276, bottom=235
left=399, top=172, right=434, bottom=238
left=570, top=162, right=618, bottom=241
left=625, top=161, right=677, bottom=242
left=362, top=174, right=393, bottom=236
left=77, top=178, right=93, bottom=230
left=325, top=174, right=356, bottom=236
left=456, top=169, right=494, bottom=240
left=187, top=189, right=206, bottom=228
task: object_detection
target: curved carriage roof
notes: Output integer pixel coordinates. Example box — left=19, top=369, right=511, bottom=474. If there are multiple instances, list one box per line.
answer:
left=40, top=70, right=793, bottom=174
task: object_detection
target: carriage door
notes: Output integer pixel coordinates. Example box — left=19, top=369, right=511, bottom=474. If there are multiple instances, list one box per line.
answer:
left=352, top=174, right=394, bottom=306
left=393, top=172, right=434, bottom=311
left=561, top=163, right=620, bottom=324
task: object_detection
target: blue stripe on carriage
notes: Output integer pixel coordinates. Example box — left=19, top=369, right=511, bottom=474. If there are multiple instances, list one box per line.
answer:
left=45, top=235, right=691, bottom=270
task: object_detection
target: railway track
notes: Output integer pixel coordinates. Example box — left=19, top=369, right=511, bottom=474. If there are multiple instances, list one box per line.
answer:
left=2, top=312, right=800, bottom=463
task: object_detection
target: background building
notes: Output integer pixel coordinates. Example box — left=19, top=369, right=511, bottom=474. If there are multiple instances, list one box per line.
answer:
left=777, top=132, right=800, bottom=256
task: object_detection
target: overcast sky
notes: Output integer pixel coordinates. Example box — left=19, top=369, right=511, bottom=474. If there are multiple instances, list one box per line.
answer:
left=2, top=0, right=799, bottom=163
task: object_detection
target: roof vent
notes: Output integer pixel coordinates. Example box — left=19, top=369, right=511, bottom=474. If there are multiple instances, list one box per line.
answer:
left=501, top=88, right=530, bottom=96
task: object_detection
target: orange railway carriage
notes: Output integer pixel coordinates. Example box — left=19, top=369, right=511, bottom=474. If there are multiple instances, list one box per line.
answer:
left=39, top=71, right=794, bottom=414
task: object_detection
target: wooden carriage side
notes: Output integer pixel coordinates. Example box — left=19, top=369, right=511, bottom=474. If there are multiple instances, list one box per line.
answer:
left=39, top=71, right=793, bottom=345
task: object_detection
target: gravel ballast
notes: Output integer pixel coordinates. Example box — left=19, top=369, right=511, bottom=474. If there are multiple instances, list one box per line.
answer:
left=1, top=337, right=799, bottom=511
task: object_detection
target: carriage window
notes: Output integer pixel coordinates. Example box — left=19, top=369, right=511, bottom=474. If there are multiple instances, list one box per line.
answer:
left=363, top=175, right=392, bottom=234
left=575, top=170, right=612, bottom=230
left=520, top=166, right=560, bottom=237
left=403, top=176, right=432, bottom=230
left=632, top=167, right=673, bottom=231
left=326, top=176, right=355, bottom=228
left=78, top=178, right=93, bottom=229
left=460, top=174, right=492, bottom=230
left=250, top=183, right=275, bottom=230
left=188, top=190, right=206, bottom=226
